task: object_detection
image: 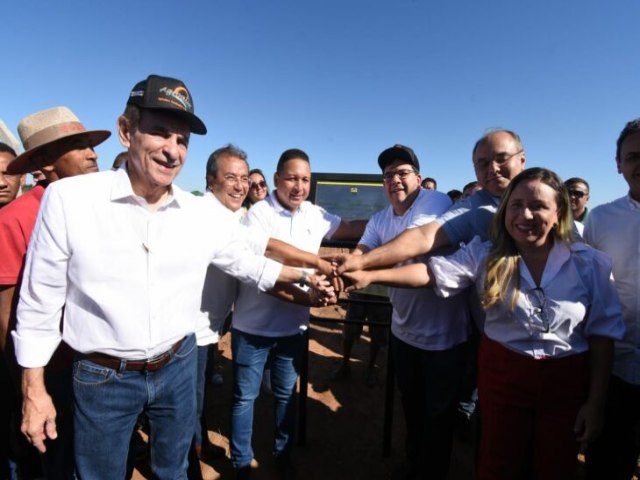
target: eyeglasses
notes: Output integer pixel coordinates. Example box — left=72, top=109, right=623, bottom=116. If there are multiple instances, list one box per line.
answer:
left=382, top=169, right=416, bottom=182
left=568, top=189, right=587, bottom=199
left=473, top=150, right=523, bottom=170
left=223, top=174, right=250, bottom=186
left=250, top=180, right=267, bottom=190
left=524, top=287, right=549, bottom=333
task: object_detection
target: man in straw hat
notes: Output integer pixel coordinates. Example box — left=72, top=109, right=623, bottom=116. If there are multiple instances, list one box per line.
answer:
left=11, top=74, right=334, bottom=479
left=0, top=106, right=110, bottom=478
left=0, top=119, right=25, bottom=209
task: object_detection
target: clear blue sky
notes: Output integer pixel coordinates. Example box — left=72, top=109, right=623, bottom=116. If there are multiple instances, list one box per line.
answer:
left=2, top=0, right=639, bottom=207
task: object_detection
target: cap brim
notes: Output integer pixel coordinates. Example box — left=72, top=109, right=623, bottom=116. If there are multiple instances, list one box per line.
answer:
left=378, top=148, right=417, bottom=170
left=140, top=106, right=207, bottom=135
left=7, top=130, right=111, bottom=175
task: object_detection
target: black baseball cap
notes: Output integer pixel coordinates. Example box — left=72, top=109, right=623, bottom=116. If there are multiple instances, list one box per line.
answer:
left=377, top=144, right=420, bottom=171
left=127, top=74, right=207, bottom=135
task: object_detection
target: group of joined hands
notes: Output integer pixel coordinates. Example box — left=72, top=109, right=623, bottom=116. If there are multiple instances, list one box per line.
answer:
left=304, top=253, right=381, bottom=307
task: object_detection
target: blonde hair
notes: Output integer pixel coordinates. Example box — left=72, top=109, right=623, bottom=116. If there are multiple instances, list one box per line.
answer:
left=482, top=167, right=574, bottom=310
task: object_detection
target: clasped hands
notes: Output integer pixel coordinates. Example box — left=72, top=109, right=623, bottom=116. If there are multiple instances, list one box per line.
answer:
left=308, top=254, right=375, bottom=307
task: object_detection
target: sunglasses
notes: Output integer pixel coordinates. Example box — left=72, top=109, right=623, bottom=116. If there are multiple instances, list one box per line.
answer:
left=250, top=180, right=267, bottom=189
left=568, top=189, right=587, bottom=199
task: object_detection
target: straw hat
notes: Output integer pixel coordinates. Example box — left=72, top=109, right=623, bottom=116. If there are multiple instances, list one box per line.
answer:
left=7, top=106, right=111, bottom=174
left=0, top=119, right=21, bottom=154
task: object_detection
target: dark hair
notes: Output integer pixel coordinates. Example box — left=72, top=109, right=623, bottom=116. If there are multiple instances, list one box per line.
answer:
left=616, top=118, right=640, bottom=162
left=112, top=152, right=128, bottom=170
left=122, top=104, right=141, bottom=132
left=564, top=177, right=590, bottom=193
left=421, top=177, right=437, bottom=189
left=243, top=168, right=270, bottom=208
left=462, top=180, right=479, bottom=192
left=276, top=148, right=309, bottom=173
left=0, top=142, right=17, bottom=157
left=447, top=189, right=462, bottom=202
left=205, top=144, right=248, bottom=189
left=249, top=168, right=267, bottom=183
left=472, top=129, right=523, bottom=158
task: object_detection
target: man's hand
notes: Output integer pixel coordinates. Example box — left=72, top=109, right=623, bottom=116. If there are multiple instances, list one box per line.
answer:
left=324, top=253, right=365, bottom=275
left=574, top=399, right=605, bottom=450
left=341, top=270, right=373, bottom=292
left=21, top=368, right=57, bottom=453
left=307, top=274, right=337, bottom=306
left=315, top=258, right=334, bottom=277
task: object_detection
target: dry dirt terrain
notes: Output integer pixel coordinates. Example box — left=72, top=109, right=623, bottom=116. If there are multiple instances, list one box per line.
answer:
left=132, top=302, right=476, bottom=480
left=132, top=303, right=617, bottom=480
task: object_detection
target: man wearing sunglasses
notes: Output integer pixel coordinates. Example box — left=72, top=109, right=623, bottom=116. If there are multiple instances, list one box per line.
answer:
left=564, top=177, right=590, bottom=223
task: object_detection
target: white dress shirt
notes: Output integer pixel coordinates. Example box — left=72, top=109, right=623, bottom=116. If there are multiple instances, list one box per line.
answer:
left=13, top=169, right=282, bottom=367
left=429, top=237, right=625, bottom=359
left=232, top=194, right=342, bottom=337
left=359, top=188, right=471, bottom=350
left=584, top=194, right=640, bottom=384
left=195, top=192, right=266, bottom=346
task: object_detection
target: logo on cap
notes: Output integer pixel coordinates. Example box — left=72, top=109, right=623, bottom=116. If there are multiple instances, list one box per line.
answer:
left=158, top=86, right=192, bottom=112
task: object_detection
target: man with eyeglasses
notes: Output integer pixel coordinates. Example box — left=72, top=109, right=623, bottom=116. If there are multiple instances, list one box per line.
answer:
left=187, top=144, right=253, bottom=476
left=353, top=144, right=471, bottom=480
left=332, top=129, right=526, bottom=274
left=564, top=177, right=590, bottom=223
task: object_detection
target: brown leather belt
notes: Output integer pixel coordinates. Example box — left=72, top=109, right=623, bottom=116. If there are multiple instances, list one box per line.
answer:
left=83, top=337, right=186, bottom=372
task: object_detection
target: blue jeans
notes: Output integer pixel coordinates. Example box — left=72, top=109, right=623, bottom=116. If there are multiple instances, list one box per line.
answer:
left=73, top=334, right=197, bottom=480
left=230, top=329, right=305, bottom=469
left=194, top=344, right=215, bottom=448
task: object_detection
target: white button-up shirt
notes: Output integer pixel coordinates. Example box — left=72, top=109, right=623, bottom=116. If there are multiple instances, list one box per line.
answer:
left=429, top=237, right=624, bottom=358
left=195, top=192, right=264, bottom=346
left=584, top=194, right=640, bottom=384
left=13, top=169, right=282, bottom=367
left=232, top=193, right=342, bottom=337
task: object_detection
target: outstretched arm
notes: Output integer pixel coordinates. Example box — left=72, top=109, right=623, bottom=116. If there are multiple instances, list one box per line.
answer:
left=270, top=273, right=337, bottom=307
left=266, top=239, right=333, bottom=276
left=332, top=222, right=450, bottom=274
left=342, top=262, right=434, bottom=292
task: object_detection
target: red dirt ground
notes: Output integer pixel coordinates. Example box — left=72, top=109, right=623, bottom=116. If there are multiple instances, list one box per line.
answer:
left=132, top=302, right=476, bottom=480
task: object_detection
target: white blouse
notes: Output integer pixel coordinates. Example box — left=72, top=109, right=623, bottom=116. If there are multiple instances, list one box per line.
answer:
left=429, top=237, right=625, bottom=358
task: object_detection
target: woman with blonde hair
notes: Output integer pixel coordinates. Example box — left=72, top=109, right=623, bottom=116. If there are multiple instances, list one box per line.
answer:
left=344, top=167, right=624, bottom=479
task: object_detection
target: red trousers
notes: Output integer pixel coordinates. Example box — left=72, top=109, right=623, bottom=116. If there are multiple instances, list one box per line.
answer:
left=477, top=336, right=588, bottom=480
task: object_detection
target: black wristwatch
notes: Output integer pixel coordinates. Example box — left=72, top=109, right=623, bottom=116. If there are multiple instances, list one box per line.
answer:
left=298, top=270, right=309, bottom=287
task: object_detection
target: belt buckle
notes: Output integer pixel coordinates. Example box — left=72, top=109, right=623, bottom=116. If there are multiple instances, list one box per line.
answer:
left=144, top=351, right=168, bottom=372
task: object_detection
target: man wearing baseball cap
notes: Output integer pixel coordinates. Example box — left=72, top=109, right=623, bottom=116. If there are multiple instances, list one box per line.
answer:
left=346, top=145, right=471, bottom=479
left=12, top=75, right=331, bottom=479
left=0, top=106, right=110, bottom=478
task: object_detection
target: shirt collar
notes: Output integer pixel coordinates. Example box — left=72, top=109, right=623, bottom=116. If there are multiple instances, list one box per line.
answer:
left=268, top=190, right=306, bottom=217
left=477, top=189, right=501, bottom=207
left=627, top=193, right=640, bottom=210
left=204, top=191, right=246, bottom=221
left=519, top=239, right=572, bottom=289
left=110, top=166, right=183, bottom=209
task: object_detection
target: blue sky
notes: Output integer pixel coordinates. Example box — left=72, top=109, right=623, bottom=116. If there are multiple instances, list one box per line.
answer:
left=2, top=0, right=639, bottom=207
